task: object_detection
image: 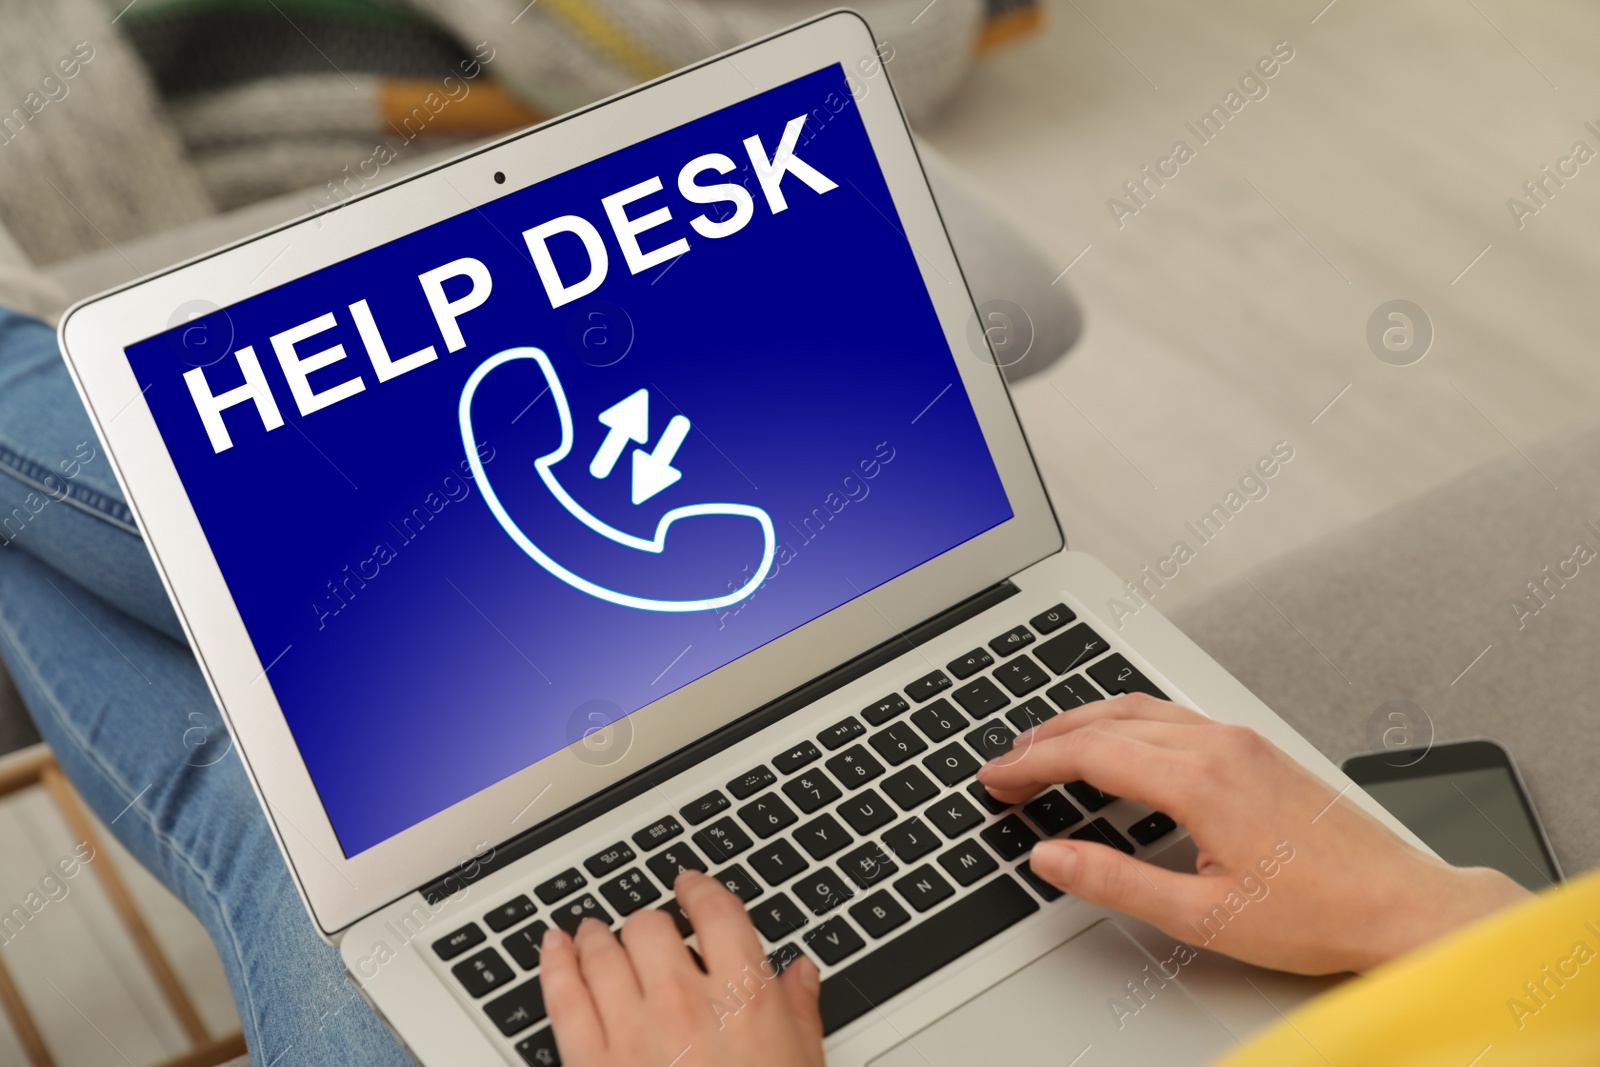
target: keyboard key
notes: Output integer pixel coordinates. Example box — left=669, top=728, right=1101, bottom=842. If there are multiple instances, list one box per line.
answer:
left=485, top=978, right=547, bottom=1036
left=783, top=769, right=842, bottom=813
left=938, top=839, right=999, bottom=886
left=966, top=781, right=1009, bottom=815
left=1029, top=603, right=1075, bottom=635
left=584, top=843, right=636, bottom=879
left=1063, top=781, right=1116, bottom=812
left=646, top=844, right=707, bottom=889
left=910, top=698, right=967, bottom=743
left=433, top=923, right=486, bottom=961
left=751, top=892, right=808, bottom=940
left=694, top=817, right=754, bottom=864
left=484, top=896, right=538, bottom=935
left=1023, top=790, right=1083, bottom=835
left=1087, top=654, right=1168, bottom=699
left=882, top=818, right=940, bottom=864
left=893, top=865, right=955, bottom=912
left=867, top=721, right=928, bottom=766
left=773, top=740, right=822, bottom=774
left=503, top=921, right=550, bottom=970
left=994, top=655, right=1050, bottom=697
left=1035, top=623, right=1110, bottom=676
left=819, top=875, right=1039, bottom=1034
left=658, top=901, right=693, bottom=938
left=534, top=869, right=587, bottom=905
left=818, top=716, right=866, bottom=750
left=838, top=789, right=895, bottom=834
left=1046, top=675, right=1102, bottom=710
left=680, top=790, right=730, bottom=826
left=737, top=792, right=799, bottom=838
left=749, top=839, right=809, bottom=885
left=804, top=917, right=867, bottom=965
left=951, top=677, right=1009, bottom=719
left=1007, top=696, right=1058, bottom=732
left=632, top=816, right=683, bottom=852
left=599, top=868, right=661, bottom=916
left=727, top=766, right=776, bottom=800
left=550, top=893, right=613, bottom=933
left=861, top=693, right=911, bottom=726
left=964, top=720, right=1016, bottom=762
left=988, top=625, right=1035, bottom=657
left=905, top=669, right=952, bottom=702
left=981, top=815, right=1040, bottom=862
left=1127, top=811, right=1178, bottom=846
left=453, top=947, right=516, bottom=998
left=925, top=793, right=984, bottom=839
left=837, top=842, right=898, bottom=889
left=768, top=941, right=806, bottom=975
left=946, top=648, right=993, bottom=680
left=881, top=765, right=940, bottom=810
left=794, top=867, right=855, bottom=915
left=715, top=864, right=764, bottom=903
left=825, top=746, right=884, bottom=789
left=516, top=1026, right=561, bottom=1067
left=1017, top=860, right=1065, bottom=902
left=923, top=743, right=981, bottom=786
left=850, top=890, right=911, bottom=938
left=1069, top=818, right=1135, bottom=855
left=794, top=813, right=852, bottom=860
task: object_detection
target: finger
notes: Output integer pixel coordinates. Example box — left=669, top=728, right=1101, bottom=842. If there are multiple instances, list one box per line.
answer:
left=779, top=956, right=824, bottom=1048
left=1046, top=693, right=1208, bottom=734
left=1030, top=838, right=1207, bottom=937
left=540, top=926, right=607, bottom=1061
left=997, top=716, right=1208, bottom=776
left=619, top=907, right=699, bottom=993
left=572, top=918, right=643, bottom=1040
left=676, top=869, right=767, bottom=978
left=979, top=722, right=1196, bottom=815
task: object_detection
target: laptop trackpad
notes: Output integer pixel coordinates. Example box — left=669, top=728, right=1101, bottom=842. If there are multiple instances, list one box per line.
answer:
left=867, top=920, right=1235, bottom=1067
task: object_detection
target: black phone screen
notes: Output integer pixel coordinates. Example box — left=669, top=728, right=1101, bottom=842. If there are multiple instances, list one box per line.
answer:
left=1344, top=741, right=1560, bottom=894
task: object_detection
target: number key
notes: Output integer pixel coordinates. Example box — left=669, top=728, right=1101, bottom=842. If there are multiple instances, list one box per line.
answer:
left=824, top=745, right=884, bottom=789
left=737, top=793, right=799, bottom=838
left=868, top=721, right=928, bottom=766
left=782, top=769, right=842, bottom=813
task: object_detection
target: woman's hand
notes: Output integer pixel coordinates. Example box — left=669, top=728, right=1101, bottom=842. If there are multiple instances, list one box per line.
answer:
left=978, top=694, right=1531, bottom=974
left=541, top=869, right=825, bottom=1067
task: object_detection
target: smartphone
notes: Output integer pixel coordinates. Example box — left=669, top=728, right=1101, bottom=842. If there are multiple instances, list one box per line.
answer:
left=1342, top=739, right=1562, bottom=893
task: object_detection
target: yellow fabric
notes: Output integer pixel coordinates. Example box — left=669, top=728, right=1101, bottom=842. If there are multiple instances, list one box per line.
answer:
left=1212, top=868, right=1600, bottom=1067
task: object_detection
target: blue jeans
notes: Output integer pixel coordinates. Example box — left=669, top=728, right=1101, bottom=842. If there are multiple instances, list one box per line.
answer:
left=0, top=308, right=410, bottom=1066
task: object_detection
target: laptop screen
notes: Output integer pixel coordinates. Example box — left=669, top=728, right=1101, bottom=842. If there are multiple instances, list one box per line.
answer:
left=123, top=63, right=1014, bottom=856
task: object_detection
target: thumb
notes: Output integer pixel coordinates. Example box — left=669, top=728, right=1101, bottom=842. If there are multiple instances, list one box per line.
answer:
left=1031, top=839, right=1204, bottom=935
left=778, top=955, right=824, bottom=1047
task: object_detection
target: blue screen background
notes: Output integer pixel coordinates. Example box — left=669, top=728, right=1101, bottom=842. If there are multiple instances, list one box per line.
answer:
left=125, top=65, right=1013, bottom=855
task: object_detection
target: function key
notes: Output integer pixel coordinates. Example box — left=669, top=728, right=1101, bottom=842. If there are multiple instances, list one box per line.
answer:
left=994, top=655, right=1050, bottom=697
left=584, top=842, right=636, bottom=878
left=503, top=920, right=550, bottom=970
left=433, top=922, right=486, bottom=960
left=818, top=716, right=866, bottom=750
left=632, top=815, right=683, bottom=852
left=550, top=892, right=613, bottom=933
left=1127, top=811, right=1178, bottom=846
left=1029, top=603, right=1076, bottom=635
left=946, top=648, right=993, bottom=681
left=680, top=790, right=730, bottom=826
left=773, top=740, right=822, bottom=775
left=645, top=843, right=707, bottom=887
left=484, top=896, right=537, bottom=934
left=534, top=868, right=587, bottom=905
left=599, top=868, right=662, bottom=916
left=861, top=693, right=910, bottom=726
left=1069, top=818, right=1135, bottom=855
left=727, top=766, right=776, bottom=800
left=1035, top=623, right=1109, bottom=676
left=905, top=669, right=952, bottom=703
left=452, top=947, right=515, bottom=998
left=1087, top=654, right=1168, bottom=700
left=988, top=625, right=1035, bottom=657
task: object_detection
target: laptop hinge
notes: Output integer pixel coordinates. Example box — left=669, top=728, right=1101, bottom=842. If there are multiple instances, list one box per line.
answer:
left=420, top=579, right=1020, bottom=903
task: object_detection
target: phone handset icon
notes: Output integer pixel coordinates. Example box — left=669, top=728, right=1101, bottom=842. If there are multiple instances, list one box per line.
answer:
left=458, top=348, right=776, bottom=612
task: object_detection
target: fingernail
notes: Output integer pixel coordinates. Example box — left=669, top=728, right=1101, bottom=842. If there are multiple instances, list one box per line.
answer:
left=542, top=927, right=569, bottom=949
left=800, top=957, right=820, bottom=993
left=976, top=763, right=994, bottom=781
left=675, top=868, right=706, bottom=888
left=1036, top=841, right=1079, bottom=884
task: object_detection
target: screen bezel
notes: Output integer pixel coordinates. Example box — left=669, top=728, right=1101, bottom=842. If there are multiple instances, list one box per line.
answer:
left=56, top=11, right=1063, bottom=936
left=1343, top=738, right=1563, bottom=884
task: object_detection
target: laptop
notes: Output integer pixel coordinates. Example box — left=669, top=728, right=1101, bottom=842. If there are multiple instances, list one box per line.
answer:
left=57, top=12, right=1422, bottom=1065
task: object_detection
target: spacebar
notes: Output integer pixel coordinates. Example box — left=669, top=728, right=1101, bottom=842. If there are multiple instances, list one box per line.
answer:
left=818, top=874, right=1039, bottom=1034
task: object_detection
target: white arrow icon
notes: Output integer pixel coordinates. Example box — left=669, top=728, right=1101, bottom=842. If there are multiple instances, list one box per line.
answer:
left=589, top=389, right=650, bottom=480
left=631, top=415, right=690, bottom=505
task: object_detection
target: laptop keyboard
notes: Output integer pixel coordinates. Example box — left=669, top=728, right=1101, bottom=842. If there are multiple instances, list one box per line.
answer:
left=427, top=602, right=1178, bottom=1064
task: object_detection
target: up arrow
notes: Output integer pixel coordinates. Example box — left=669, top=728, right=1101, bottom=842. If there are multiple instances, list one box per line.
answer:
left=590, top=389, right=650, bottom=480
left=631, top=415, right=690, bottom=505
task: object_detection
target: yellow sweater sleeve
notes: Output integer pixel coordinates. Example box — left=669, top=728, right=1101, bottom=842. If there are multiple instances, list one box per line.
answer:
left=1211, top=868, right=1600, bottom=1067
